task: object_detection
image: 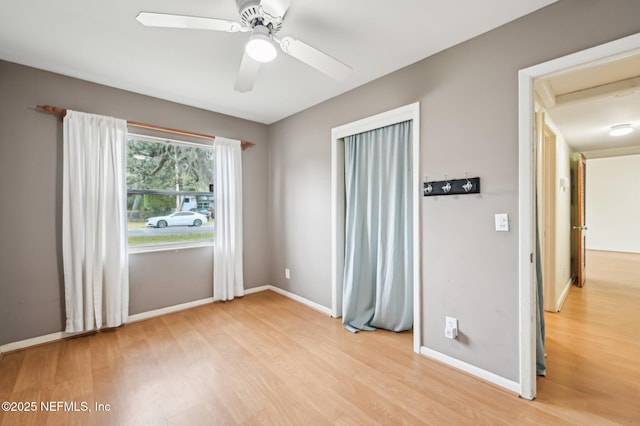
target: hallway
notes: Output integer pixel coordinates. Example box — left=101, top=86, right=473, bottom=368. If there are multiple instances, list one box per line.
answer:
left=537, top=250, right=640, bottom=424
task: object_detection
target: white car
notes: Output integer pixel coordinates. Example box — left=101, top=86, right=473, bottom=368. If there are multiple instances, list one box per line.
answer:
left=146, top=211, right=208, bottom=228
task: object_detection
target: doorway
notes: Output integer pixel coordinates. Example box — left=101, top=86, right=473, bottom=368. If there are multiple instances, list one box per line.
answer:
left=331, top=102, right=421, bottom=353
left=518, top=32, right=640, bottom=399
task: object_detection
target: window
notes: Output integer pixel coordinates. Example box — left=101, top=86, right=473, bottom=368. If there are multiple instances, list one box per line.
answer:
left=127, top=134, right=214, bottom=248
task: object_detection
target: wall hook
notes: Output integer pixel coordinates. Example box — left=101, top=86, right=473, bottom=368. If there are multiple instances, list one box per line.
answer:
left=463, top=171, right=473, bottom=192
left=423, top=176, right=433, bottom=195
left=442, top=174, right=451, bottom=193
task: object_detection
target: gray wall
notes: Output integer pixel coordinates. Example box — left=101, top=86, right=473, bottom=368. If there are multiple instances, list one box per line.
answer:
left=267, top=0, right=640, bottom=381
left=0, top=61, right=269, bottom=345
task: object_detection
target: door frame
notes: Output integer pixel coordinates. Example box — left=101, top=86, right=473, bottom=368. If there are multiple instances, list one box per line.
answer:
left=331, top=102, right=421, bottom=353
left=575, top=153, right=587, bottom=287
left=539, top=116, right=558, bottom=312
left=518, top=32, right=640, bottom=400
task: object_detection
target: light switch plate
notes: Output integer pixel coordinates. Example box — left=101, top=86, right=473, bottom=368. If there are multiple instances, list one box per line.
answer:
left=495, top=213, right=509, bottom=232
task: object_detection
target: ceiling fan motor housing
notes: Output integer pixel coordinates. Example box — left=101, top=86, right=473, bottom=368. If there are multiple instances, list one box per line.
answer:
left=236, top=0, right=282, bottom=32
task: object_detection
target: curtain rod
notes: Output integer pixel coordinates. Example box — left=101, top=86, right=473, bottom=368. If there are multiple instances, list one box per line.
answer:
left=36, top=105, right=255, bottom=150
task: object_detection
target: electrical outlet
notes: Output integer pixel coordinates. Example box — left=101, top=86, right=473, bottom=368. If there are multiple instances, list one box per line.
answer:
left=285, top=268, right=290, bottom=280
left=445, top=316, right=458, bottom=339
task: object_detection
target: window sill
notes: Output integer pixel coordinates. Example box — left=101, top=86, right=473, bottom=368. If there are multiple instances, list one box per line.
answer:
left=128, top=241, right=214, bottom=255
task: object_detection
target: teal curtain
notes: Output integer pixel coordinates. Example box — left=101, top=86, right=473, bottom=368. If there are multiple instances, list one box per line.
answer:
left=342, top=120, right=413, bottom=333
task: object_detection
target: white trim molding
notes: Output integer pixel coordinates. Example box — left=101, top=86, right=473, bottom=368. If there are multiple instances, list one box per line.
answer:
left=421, top=346, right=521, bottom=395
left=267, top=286, right=332, bottom=316
left=331, top=102, right=421, bottom=354
left=0, top=330, right=88, bottom=354
left=556, top=277, right=573, bottom=312
left=243, top=285, right=271, bottom=295
left=127, top=297, right=215, bottom=323
left=0, top=285, right=330, bottom=354
left=518, top=32, right=640, bottom=401
left=0, top=297, right=219, bottom=353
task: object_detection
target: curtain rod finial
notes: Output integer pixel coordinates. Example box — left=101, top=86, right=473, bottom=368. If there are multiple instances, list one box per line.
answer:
left=37, top=104, right=67, bottom=119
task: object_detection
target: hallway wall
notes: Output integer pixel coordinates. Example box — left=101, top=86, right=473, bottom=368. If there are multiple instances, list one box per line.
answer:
left=586, top=154, right=640, bottom=253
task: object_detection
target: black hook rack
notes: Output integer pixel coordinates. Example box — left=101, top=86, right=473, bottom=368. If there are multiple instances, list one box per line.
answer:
left=423, top=176, right=480, bottom=196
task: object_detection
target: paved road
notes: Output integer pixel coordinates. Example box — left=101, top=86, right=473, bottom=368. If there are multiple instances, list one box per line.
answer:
left=128, top=224, right=214, bottom=236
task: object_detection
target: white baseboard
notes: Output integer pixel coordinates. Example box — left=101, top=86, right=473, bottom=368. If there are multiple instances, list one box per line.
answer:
left=128, top=297, right=214, bottom=323
left=556, top=277, right=573, bottom=312
left=243, top=285, right=271, bottom=295
left=586, top=248, right=640, bottom=254
left=420, top=346, right=521, bottom=395
left=128, top=285, right=273, bottom=323
left=0, top=285, right=330, bottom=354
left=266, top=286, right=332, bottom=316
left=0, top=330, right=87, bottom=354
left=1, top=296, right=218, bottom=353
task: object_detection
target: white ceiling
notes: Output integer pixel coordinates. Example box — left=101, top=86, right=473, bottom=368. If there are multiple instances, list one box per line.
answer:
left=537, top=54, right=640, bottom=158
left=0, top=0, right=556, bottom=124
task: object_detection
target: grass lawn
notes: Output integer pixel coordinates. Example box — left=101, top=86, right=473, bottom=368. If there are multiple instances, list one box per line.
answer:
left=128, top=231, right=213, bottom=246
left=127, top=219, right=214, bottom=246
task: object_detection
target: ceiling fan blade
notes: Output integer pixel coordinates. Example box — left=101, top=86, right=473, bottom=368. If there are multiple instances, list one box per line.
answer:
left=136, top=12, right=245, bottom=32
left=278, top=36, right=352, bottom=81
left=260, top=0, right=291, bottom=18
left=234, top=52, right=261, bottom=93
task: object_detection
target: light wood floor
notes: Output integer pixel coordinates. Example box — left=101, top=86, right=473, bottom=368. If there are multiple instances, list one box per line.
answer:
left=1, top=251, right=638, bottom=425
left=536, top=249, right=640, bottom=425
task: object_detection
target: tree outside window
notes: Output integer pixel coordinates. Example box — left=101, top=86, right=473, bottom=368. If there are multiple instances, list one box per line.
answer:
left=127, top=135, right=214, bottom=248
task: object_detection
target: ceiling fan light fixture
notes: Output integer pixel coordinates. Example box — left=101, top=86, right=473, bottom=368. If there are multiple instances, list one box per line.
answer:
left=137, top=1, right=351, bottom=93
left=609, top=124, right=633, bottom=137
left=245, top=32, right=277, bottom=63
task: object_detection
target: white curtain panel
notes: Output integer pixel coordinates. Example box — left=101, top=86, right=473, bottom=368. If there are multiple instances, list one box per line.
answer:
left=213, top=137, right=244, bottom=301
left=62, top=110, right=129, bottom=332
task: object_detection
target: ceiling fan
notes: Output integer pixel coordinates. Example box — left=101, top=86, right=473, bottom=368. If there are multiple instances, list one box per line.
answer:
left=136, top=0, right=352, bottom=93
